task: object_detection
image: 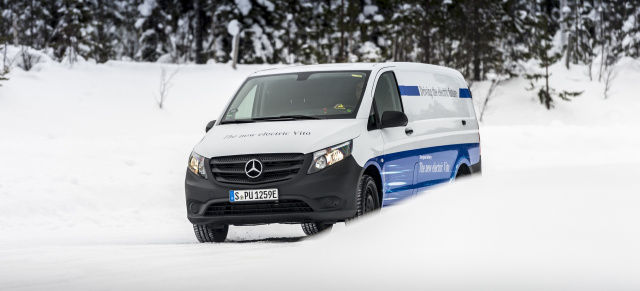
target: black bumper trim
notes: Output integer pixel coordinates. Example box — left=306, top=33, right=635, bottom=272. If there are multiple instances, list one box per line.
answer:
left=470, top=156, right=482, bottom=174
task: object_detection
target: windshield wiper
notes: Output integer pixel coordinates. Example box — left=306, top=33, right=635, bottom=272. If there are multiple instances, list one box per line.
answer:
left=219, top=119, right=255, bottom=124
left=221, top=115, right=321, bottom=124
left=253, top=115, right=321, bottom=121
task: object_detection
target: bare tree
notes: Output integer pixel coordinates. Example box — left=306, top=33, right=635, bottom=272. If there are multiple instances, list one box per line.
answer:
left=19, top=46, right=40, bottom=71
left=0, top=42, right=9, bottom=86
left=154, top=66, right=181, bottom=109
left=2, top=41, right=8, bottom=70
left=603, top=64, right=617, bottom=99
left=479, top=77, right=500, bottom=122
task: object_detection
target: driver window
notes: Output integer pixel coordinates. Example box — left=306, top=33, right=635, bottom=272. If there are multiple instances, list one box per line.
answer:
left=373, top=72, right=403, bottom=117
left=233, top=85, right=257, bottom=119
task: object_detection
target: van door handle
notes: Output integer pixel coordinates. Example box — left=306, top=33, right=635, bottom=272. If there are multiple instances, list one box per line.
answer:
left=462, top=120, right=467, bottom=126
left=405, top=128, right=414, bottom=136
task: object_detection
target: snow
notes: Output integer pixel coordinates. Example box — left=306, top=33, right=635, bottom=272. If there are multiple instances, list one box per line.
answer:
left=235, top=0, right=252, bottom=16
left=227, top=19, right=241, bottom=36
left=1, top=46, right=640, bottom=289
left=358, top=41, right=382, bottom=62
left=363, top=5, right=378, bottom=16
left=137, top=0, right=156, bottom=17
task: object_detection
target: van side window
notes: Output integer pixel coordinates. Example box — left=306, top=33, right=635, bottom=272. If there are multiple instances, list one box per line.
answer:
left=373, top=72, right=403, bottom=116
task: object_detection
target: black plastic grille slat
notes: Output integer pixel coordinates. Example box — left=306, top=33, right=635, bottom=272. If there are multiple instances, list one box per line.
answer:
left=204, top=200, right=314, bottom=216
left=210, top=153, right=305, bottom=184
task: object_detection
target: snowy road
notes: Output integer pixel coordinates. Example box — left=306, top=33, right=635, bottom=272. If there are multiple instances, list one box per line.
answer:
left=1, top=227, right=307, bottom=290
left=2, top=60, right=640, bottom=290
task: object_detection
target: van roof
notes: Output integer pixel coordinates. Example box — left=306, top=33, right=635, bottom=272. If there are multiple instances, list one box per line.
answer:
left=250, top=62, right=464, bottom=79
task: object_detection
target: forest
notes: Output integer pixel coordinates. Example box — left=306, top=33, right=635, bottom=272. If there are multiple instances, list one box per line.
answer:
left=1, top=0, right=639, bottom=107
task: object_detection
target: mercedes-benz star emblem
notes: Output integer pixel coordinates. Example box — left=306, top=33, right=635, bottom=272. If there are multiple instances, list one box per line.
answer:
left=244, top=159, right=263, bottom=179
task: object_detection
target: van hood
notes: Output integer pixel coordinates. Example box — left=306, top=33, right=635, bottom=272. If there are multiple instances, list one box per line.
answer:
left=193, top=119, right=362, bottom=158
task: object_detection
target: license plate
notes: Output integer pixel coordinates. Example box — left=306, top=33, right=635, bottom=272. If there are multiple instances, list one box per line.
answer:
left=230, top=189, right=278, bottom=202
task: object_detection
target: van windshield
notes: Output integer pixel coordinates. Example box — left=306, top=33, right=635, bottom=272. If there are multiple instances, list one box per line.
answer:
left=221, top=71, right=370, bottom=123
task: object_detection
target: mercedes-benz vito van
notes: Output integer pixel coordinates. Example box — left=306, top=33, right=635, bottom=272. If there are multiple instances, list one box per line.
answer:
left=185, top=63, right=481, bottom=242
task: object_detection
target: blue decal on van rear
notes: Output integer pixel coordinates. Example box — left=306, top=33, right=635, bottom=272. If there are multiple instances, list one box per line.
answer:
left=398, top=86, right=420, bottom=96
left=460, top=88, right=472, bottom=98
left=371, top=143, right=480, bottom=207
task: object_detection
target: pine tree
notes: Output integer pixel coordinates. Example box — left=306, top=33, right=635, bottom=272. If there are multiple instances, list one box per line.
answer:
left=113, top=0, right=141, bottom=60
left=136, top=0, right=172, bottom=62
left=526, top=9, right=582, bottom=109
left=88, top=0, right=121, bottom=63
left=50, top=0, right=93, bottom=65
left=629, top=0, right=640, bottom=58
left=564, top=0, right=596, bottom=70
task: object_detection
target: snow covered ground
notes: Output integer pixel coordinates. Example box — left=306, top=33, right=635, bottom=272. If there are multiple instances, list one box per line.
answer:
left=1, top=49, right=639, bottom=290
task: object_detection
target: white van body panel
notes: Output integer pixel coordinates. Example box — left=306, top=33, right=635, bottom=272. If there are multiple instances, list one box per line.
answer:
left=194, top=119, right=362, bottom=158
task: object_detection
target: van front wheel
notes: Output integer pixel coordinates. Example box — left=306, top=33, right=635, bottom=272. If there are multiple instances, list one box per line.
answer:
left=301, top=222, right=333, bottom=235
left=356, top=174, right=381, bottom=217
left=193, top=224, right=229, bottom=243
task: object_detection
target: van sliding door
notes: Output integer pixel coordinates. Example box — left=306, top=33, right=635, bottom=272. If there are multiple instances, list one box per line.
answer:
left=373, top=71, right=417, bottom=207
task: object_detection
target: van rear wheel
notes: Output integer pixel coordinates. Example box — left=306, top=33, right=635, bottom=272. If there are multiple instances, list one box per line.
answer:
left=193, top=224, right=229, bottom=243
left=301, top=222, right=333, bottom=235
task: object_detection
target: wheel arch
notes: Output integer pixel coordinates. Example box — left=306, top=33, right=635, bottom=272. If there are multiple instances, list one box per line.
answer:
left=361, top=163, right=384, bottom=208
left=452, top=155, right=471, bottom=180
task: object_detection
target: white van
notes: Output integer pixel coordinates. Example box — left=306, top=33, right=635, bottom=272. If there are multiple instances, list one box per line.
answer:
left=185, top=63, right=481, bottom=242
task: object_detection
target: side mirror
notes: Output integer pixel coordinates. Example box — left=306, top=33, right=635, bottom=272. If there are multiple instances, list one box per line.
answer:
left=380, top=111, right=408, bottom=129
left=206, top=120, right=216, bottom=132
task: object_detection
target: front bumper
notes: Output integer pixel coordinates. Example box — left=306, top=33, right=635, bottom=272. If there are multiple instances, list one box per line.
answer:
left=185, top=154, right=362, bottom=226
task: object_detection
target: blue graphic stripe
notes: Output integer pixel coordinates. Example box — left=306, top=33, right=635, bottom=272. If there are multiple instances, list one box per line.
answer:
left=366, top=143, right=480, bottom=207
left=460, top=88, right=472, bottom=98
left=398, top=85, right=420, bottom=96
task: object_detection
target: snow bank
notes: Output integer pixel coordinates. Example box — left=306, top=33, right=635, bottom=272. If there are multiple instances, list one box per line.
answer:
left=261, top=165, right=640, bottom=290
left=0, top=59, right=289, bottom=240
left=472, top=57, right=640, bottom=127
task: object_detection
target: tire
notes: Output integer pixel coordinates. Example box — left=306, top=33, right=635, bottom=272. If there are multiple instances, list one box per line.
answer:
left=354, top=174, right=381, bottom=218
left=301, top=222, right=333, bottom=235
left=193, top=224, right=229, bottom=243
left=455, top=167, right=470, bottom=180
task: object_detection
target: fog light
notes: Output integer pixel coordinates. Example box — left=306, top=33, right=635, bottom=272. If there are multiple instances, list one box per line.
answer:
left=189, top=202, right=200, bottom=214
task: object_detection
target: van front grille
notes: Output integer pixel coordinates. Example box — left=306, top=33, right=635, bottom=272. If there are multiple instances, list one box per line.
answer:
left=209, top=153, right=305, bottom=184
left=204, top=200, right=313, bottom=216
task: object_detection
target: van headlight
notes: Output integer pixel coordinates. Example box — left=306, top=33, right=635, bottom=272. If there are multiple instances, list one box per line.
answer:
left=308, top=140, right=353, bottom=174
left=188, top=151, right=208, bottom=179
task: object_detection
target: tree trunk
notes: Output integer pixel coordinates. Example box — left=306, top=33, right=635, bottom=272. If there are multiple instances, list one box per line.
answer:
left=29, top=0, right=34, bottom=48
left=566, top=34, right=572, bottom=69
left=210, top=2, right=217, bottom=63
left=232, top=33, right=240, bottom=70
left=194, top=0, right=205, bottom=64
left=473, top=47, right=481, bottom=81
left=599, top=9, right=605, bottom=82
left=574, top=0, right=579, bottom=64
left=422, top=2, right=431, bottom=64
left=338, top=0, right=345, bottom=62
left=12, top=13, right=19, bottom=46
left=545, top=61, right=549, bottom=99
left=560, top=0, right=566, bottom=47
